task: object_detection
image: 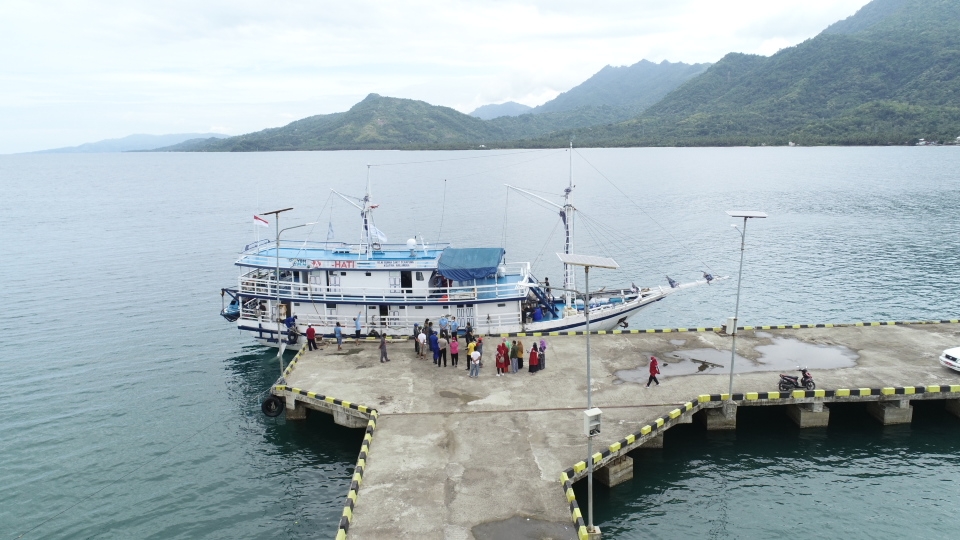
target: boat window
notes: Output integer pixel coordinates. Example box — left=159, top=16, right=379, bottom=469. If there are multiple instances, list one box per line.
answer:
left=326, top=303, right=336, bottom=309
left=415, top=306, right=423, bottom=309
left=365, top=272, right=372, bottom=276
left=498, top=303, right=506, bottom=307
left=415, top=272, right=424, bottom=281
left=341, top=272, right=347, bottom=276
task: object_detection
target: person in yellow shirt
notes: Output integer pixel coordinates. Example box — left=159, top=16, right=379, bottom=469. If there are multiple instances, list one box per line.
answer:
left=465, top=340, right=476, bottom=371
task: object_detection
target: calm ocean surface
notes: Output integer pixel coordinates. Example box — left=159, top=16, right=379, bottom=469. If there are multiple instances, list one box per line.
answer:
left=1, top=147, right=959, bottom=539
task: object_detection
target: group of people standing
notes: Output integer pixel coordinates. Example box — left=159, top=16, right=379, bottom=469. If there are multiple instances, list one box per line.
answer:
left=415, top=316, right=485, bottom=376
left=494, top=339, right=546, bottom=375
left=412, top=316, right=548, bottom=378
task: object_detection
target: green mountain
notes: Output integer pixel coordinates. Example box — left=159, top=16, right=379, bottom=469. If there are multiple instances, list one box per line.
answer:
left=164, top=94, right=504, bottom=151
left=548, top=0, right=960, bottom=146
left=162, top=94, right=633, bottom=151
left=469, top=101, right=532, bottom=120
left=531, top=59, right=710, bottom=117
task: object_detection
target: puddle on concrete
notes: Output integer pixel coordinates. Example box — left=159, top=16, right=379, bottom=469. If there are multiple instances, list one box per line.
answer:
left=669, top=339, right=687, bottom=346
left=439, top=390, right=481, bottom=404
left=614, top=336, right=859, bottom=383
left=754, top=336, right=858, bottom=371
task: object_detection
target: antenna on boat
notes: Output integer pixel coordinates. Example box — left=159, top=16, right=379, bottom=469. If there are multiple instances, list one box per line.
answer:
left=504, top=142, right=578, bottom=313
left=563, top=141, right=576, bottom=312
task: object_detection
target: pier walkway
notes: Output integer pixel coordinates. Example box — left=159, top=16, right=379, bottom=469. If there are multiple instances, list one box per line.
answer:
left=272, top=322, right=960, bottom=539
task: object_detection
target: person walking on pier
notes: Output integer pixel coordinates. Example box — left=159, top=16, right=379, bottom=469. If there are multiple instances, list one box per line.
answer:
left=353, top=312, right=362, bottom=345
left=379, top=334, right=390, bottom=363
left=539, top=338, right=547, bottom=370
left=417, top=328, right=427, bottom=359
left=476, top=337, right=484, bottom=368
left=646, top=356, right=660, bottom=387
left=306, top=324, right=317, bottom=351
left=335, top=322, right=343, bottom=351
left=438, top=334, right=449, bottom=367
left=469, top=349, right=481, bottom=378
left=413, top=323, right=421, bottom=354
left=509, top=340, right=518, bottom=373
left=450, top=337, right=460, bottom=367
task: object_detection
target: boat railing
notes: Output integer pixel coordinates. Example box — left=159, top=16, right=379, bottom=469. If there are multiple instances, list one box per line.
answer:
left=238, top=310, right=525, bottom=335
left=237, top=275, right=528, bottom=303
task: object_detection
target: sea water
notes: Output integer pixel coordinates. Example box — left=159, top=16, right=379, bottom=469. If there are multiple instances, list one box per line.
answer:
left=1, top=147, right=958, bottom=538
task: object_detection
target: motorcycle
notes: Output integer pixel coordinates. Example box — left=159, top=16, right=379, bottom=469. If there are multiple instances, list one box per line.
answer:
left=778, top=367, right=815, bottom=391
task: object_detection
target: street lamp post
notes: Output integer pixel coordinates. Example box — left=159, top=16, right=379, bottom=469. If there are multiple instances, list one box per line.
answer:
left=725, top=210, right=766, bottom=397
left=259, top=207, right=307, bottom=380
left=557, top=253, right=619, bottom=539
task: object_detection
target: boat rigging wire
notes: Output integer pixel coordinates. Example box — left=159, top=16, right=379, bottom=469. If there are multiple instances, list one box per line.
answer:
left=531, top=218, right=563, bottom=273
left=573, top=148, right=717, bottom=273
left=436, top=179, right=447, bottom=244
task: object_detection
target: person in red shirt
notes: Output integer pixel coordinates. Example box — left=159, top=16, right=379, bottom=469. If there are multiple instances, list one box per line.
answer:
left=646, top=355, right=660, bottom=387
left=306, top=324, right=317, bottom=351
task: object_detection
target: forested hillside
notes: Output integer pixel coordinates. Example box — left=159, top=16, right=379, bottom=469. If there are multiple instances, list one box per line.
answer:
left=549, top=0, right=960, bottom=146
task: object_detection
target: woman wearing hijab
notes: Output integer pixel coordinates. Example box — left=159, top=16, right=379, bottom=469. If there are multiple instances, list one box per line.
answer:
left=538, top=339, right=547, bottom=370
left=529, top=343, right=539, bottom=374
left=496, top=339, right=509, bottom=376
left=516, top=340, right=525, bottom=370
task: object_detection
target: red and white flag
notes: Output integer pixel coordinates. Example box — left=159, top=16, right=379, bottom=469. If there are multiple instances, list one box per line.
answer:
left=254, top=215, right=269, bottom=228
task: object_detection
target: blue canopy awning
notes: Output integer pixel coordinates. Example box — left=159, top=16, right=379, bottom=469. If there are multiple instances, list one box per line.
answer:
left=437, top=247, right=504, bottom=281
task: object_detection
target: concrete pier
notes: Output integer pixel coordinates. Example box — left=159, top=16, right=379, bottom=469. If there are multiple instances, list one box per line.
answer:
left=270, top=321, right=960, bottom=539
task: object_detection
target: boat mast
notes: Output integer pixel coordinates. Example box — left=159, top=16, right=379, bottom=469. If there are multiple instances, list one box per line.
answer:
left=359, top=165, right=372, bottom=260
left=562, top=142, right=575, bottom=310
left=331, top=165, right=378, bottom=260
left=504, top=143, right=577, bottom=310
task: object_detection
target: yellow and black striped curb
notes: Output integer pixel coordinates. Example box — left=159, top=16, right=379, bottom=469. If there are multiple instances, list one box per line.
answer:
left=558, top=383, right=960, bottom=539
left=272, top=384, right=378, bottom=540
left=273, top=385, right=378, bottom=416
left=499, top=318, right=960, bottom=337
left=282, top=344, right=309, bottom=378
left=336, top=411, right=378, bottom=540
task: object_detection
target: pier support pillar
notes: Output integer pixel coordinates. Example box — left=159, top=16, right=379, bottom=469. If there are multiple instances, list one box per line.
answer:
left=585, top=526, right=602, bottom=540
left=284, top=396, right=308, bottom=421
left=333, top=407, right=369, bottom=429
left=640, top=433, right=664, bottom=449
left=867, top=400, right=913, bottom=425
left=698, top=402, right=738, bottom=431
left=787, top=403, right=830, bottom=428
left=945, top=399, right=960, bottom=419
left=596, top=455, right=633, bottom=487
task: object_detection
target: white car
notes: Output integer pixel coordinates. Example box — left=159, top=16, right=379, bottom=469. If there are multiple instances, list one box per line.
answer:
left=940, top=347, right=960, bottom=372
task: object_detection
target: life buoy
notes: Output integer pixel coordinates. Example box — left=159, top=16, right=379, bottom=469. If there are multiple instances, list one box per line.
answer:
left=261, top=395, right=284, bottom=417
left=287, top=332, right=299, bottom=344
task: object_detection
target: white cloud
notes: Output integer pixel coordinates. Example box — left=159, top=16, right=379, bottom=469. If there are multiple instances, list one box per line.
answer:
left=0, top=0, right=871, bottom=152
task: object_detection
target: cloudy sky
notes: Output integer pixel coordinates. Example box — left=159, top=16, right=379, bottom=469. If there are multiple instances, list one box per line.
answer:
left=1, top=0, right=871, bottom=153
